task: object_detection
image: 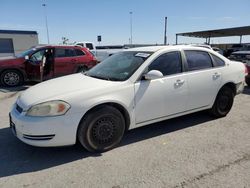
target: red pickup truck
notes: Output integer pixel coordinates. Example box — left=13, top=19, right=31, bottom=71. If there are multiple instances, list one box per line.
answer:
left=0, top=45, right=98, bottom=87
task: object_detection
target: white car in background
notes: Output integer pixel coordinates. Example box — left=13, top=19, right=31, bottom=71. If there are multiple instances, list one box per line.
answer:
left=10, top=45, right=246, bottom=152
left=75, top=41, right=124, bottom=62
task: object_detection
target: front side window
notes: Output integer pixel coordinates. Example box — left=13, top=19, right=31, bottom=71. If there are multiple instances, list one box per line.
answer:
left=86, top=51, right=152, bottom=81
left=184, top=51, right=212, bottom=71
left=148, top=51, right=182, bottom=76
left=30, top=49, right=46, bottom=61
left=86, top=43, right=94, bottom=50
left=75, top=49, right=85, bottom=56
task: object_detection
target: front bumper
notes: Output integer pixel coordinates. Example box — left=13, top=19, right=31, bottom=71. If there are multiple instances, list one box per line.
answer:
left=9, top=105, right=83, bottom=147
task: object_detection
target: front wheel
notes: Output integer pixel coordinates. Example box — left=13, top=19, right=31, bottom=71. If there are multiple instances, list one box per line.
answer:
left=209, top=86, right=235, bottom=117
left=77, top=106, right=125, bottom=152
left=0, top=70, right=24, bottom=87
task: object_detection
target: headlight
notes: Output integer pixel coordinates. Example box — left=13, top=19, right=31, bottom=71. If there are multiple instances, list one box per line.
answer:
left=26, top=101, right=70, bottom=117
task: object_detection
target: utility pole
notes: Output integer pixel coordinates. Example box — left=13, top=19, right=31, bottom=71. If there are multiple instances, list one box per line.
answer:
left=129, top=11, right=133, bottom=45
left=164, top=17, right=167, bottom=45
left=42, top=3, right=50, bottom=44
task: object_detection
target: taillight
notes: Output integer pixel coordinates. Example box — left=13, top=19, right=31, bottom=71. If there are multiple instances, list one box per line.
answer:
left=89, top=60, right=98, bottom=67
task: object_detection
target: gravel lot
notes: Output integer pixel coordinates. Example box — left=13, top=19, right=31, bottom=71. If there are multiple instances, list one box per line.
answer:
left=0, top=86, right=249, bottom=188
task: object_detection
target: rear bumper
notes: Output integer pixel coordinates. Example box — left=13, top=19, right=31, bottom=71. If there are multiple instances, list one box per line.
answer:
left=236, top=81, right=245, bottom=94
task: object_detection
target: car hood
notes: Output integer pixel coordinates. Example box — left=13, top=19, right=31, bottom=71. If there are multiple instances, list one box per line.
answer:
left=17, top=73, right=121, bottom=110
left=0, top=56, right=24, bottom=65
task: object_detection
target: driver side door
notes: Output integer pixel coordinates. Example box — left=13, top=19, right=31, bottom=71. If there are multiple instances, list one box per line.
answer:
left=25, top=49, right=46, bottom=81
left=134, top=51, right=188, bottom=126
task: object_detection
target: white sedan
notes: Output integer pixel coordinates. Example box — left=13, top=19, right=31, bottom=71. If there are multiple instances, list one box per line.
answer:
left=10, top=45, right=246, bottom=152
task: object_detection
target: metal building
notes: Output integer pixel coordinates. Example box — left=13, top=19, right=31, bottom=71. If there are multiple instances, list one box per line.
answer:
left=176, top=26, right=250, bottom=45
left=0, top=30, right=38, bottom=57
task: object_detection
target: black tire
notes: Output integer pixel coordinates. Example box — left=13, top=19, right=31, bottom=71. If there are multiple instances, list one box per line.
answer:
left=76, top=66, right=88, bottom=73
left=209, top=86, right=234, bottom=118
left=77, top=106, right=125, bottom=152
left=0, top=69, right=24, bottom=87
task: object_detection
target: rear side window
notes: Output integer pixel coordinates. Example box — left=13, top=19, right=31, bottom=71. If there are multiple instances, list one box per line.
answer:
left=86, top=43, right=94, bottom=50
left=211, top=54, right=225, bottom=67
left=184, top=51, right=212, bottom=71
left=75, top=49, right=85, bottom=56
left=55, top=48, right=75, bottom=57
left=148, top=51, right=182, bottom=76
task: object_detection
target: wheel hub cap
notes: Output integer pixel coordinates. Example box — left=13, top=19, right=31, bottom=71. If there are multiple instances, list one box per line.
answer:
left=92, top=117, right=116, bottom=144
left=4, top=72, right=19, bottom=86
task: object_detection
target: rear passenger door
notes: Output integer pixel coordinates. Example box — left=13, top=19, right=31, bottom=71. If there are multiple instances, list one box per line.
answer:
left=184, top=50, right=222, bottom=110
left=54, top=48, right=78, bottom=76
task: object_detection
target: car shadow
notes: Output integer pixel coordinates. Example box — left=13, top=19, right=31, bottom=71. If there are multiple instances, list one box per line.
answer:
left=0, top=111, right=214, bottom=178
left=0, top=82, right=37, bottom=93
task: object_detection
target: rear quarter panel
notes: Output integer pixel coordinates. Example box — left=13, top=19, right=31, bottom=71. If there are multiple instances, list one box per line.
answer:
left=221, top=60, right=245, bottom=85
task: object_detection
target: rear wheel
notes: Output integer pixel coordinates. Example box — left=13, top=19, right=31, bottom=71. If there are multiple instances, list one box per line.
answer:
left=209, top=86, right=234, bottom=117
left=77, top=66, right=88, bottom=73
left=77, top=106, right=125, bottom=152
left=0, top=69, right=24, bottom=87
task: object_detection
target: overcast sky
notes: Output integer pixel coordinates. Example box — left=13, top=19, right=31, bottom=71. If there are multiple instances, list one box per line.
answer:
left=1, top=0, right=250, bottom=45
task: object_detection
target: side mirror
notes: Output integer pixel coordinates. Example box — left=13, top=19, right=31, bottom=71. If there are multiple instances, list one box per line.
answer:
left=143, top=70, right=163, bottom=80
left=24, top=55, right=29, bottom=60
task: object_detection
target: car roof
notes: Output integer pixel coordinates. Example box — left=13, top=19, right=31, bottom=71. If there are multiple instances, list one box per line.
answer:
left=189, top=44, right=212, bottom=49
left=34, top=45, right=84, bottom=49
left=125, top=46, right=165, bottom=52
left=125, top=45, right=213, bottom=53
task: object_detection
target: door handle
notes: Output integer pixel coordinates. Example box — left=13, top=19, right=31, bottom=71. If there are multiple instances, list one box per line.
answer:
left=213, top=72, right=221, bottom=79
left=174, top=79, right=185, bottom=86
left=71, top=59, right=77, bottom=62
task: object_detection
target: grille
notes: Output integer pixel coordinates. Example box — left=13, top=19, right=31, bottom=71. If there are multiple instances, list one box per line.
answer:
left=23, top=134, right=55, bottom=141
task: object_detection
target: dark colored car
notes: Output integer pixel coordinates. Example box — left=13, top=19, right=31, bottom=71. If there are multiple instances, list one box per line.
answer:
left=0, top=45, right=98, bottom=87
left=229, top=50, right=250, bottom=86
left=225, top=44, right=250, bottom=57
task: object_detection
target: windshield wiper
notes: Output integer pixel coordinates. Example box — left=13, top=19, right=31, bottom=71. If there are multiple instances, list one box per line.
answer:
left=83, top=72, right=121, bottom=81
left=87, top=74, right=111, bottom=81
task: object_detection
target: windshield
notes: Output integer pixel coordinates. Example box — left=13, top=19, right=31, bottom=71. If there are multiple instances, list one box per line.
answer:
left=16, top=48, right=37, bottom=58
left=86, top=51, right=152, bottom=81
